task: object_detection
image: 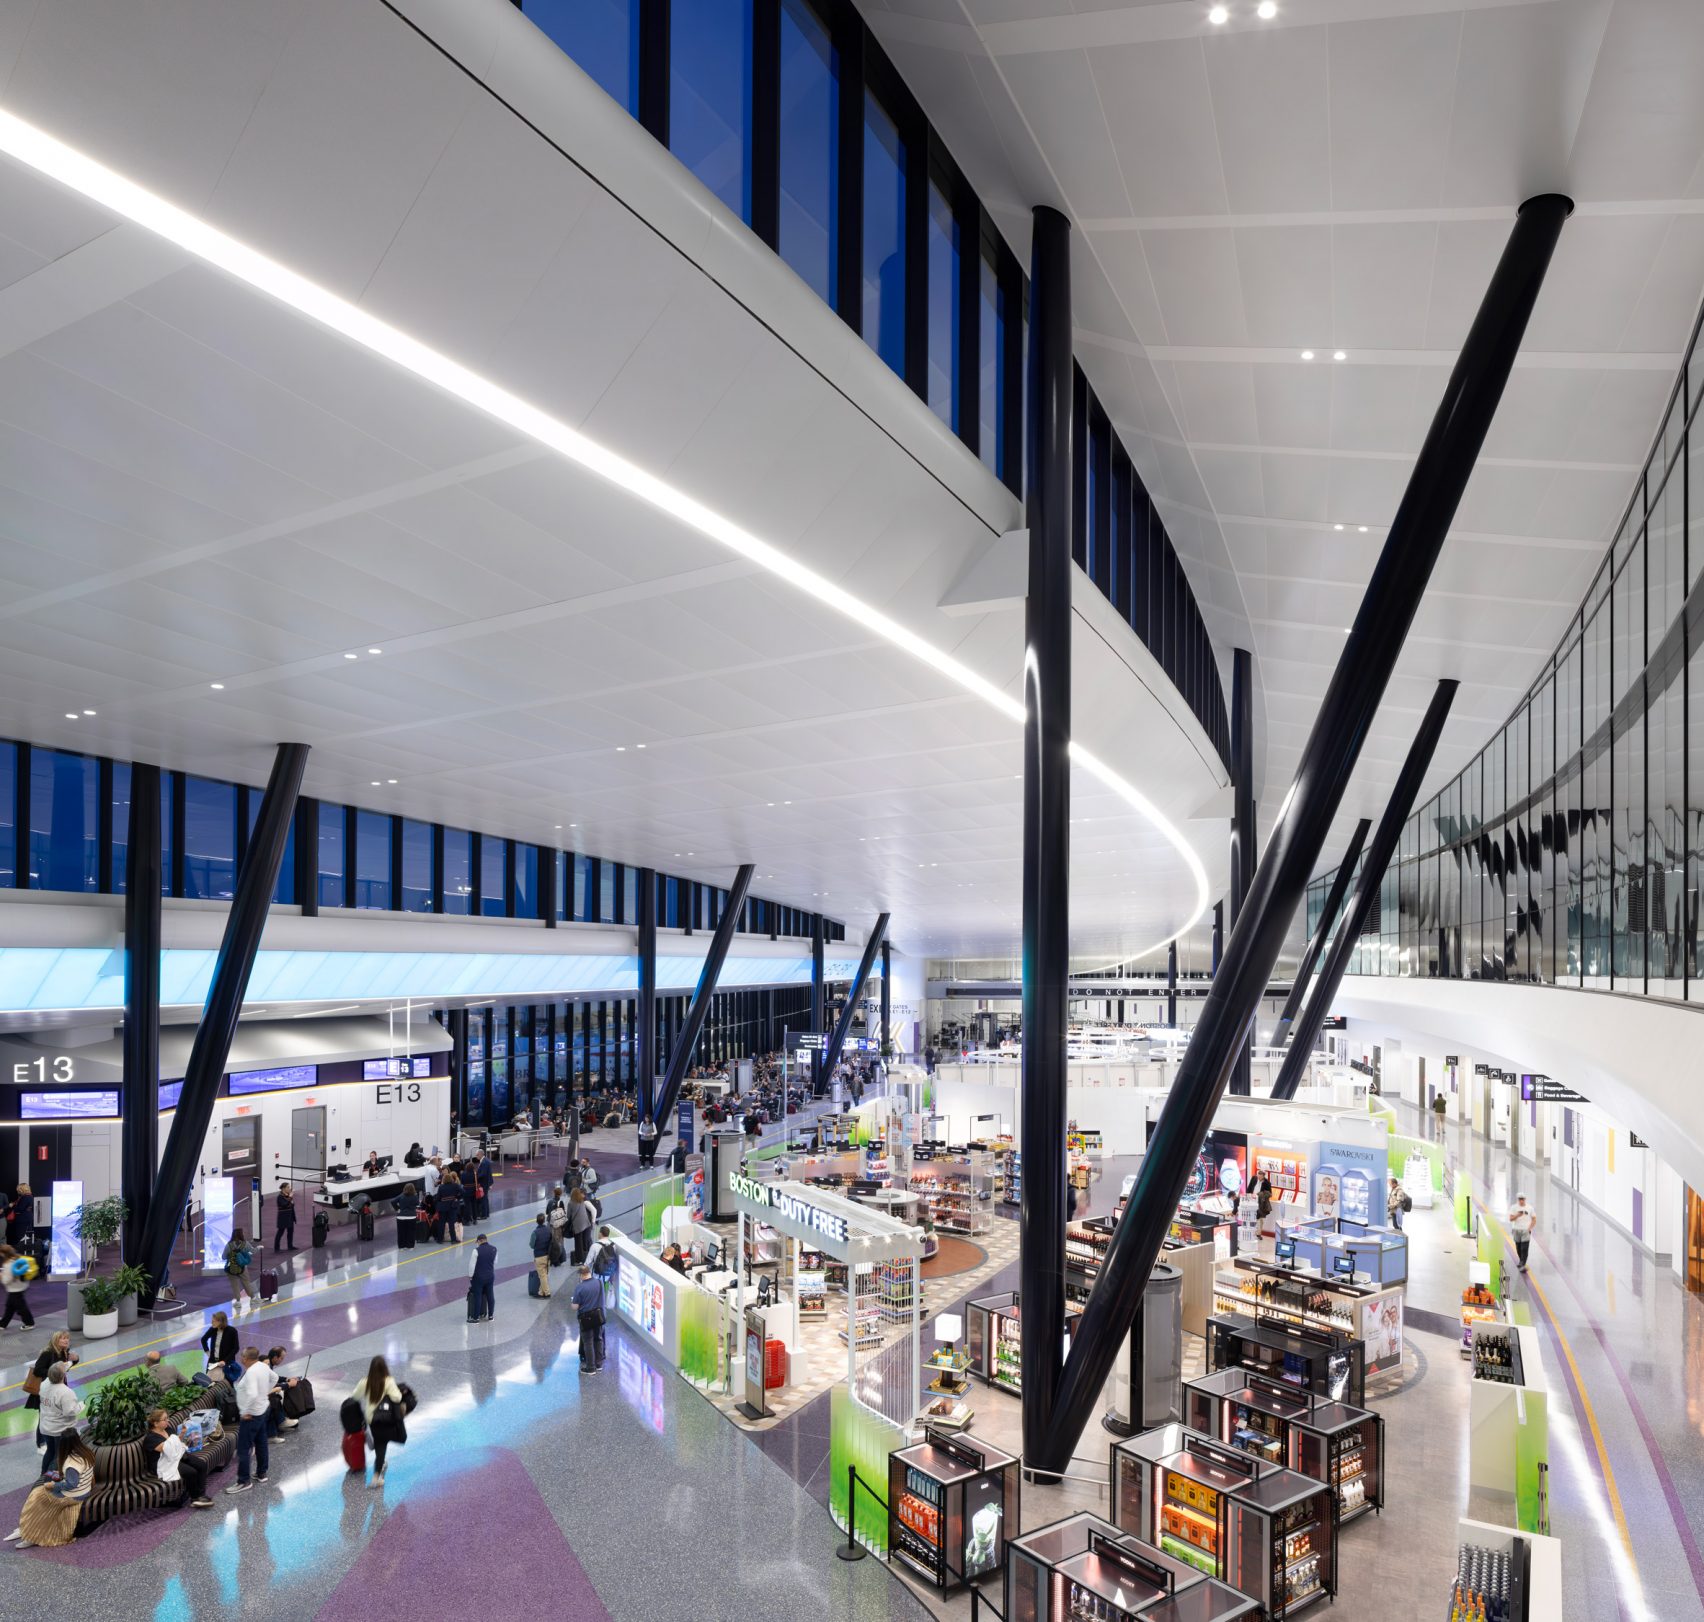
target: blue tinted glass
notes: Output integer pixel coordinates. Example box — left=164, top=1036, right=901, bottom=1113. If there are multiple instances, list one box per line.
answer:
left=521, top=0, right=637, bottom=114
left=863, top=93, right=906, bottom=376
left=490, top=1057, right=510, bottom=1122
left=599, top=861, right=615, bottom=923
left=160, top=773, right=174, bottom=897
left=354, top=809, right=391, bottom=908
left=442, top=828, right=471, bottom=915
left=980, top=255, right=1002, bottom=477
left=671, top=0, right=751, bottom=219
left=575, top=854, right=593, bottom=920
left=401, top=818, right=434, bottom=912
left=926, top=184, right=959, bottom=430
left=28, top=749, right=98, bottom=893
left=555, top=849, right=568, bottom=919
left=0, top=742, right=12, bottom=886
left=181, top=775, right=236, bottom=900
left=514, top=844, right=539, bottom=919
left=778, top=0, right=836, bottom=303
left=318, top=805, right=345, bottom=908
left=243, top=789, right=295, bottom=904
left=109, top=760, right=127, bottom=894
left=481, top=836, right=507, bottom=917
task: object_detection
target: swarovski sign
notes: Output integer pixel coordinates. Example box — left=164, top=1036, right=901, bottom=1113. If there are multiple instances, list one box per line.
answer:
left=729, top=1174, right=849, bottom=1246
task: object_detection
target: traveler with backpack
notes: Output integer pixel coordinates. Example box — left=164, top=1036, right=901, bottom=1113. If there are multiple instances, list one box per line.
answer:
left=222, top=1229, right=257, bottom=1312
left=467, top=1232, right=497, bottom=1322
left=591, top=1226, right=617, bottom=1280
left=0, top=1243, right=36, bottom=1329
left=353, top=1354, right=410, bottom=1489
left=572, top=1266, right=606, bottom=1373
left=528, top=1214, right=553, bottom=1298
left=1387, top=1178, right=1410, bottom=1232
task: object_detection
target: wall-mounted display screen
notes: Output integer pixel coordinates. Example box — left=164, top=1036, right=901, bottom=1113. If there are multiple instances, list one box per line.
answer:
left=159, top=1080, right=184, bottom=1110
left=362, top=1056, right=432, bottom=1080
left=228, top=1064, right=317, bottom=1095
left=50, top=1180, right=82, bottom=1276
left=21, top=1090, right=120, bottom=1120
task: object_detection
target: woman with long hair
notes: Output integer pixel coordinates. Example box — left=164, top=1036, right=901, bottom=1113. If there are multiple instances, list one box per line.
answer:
left=352, top=1354, right=406, bottom=1489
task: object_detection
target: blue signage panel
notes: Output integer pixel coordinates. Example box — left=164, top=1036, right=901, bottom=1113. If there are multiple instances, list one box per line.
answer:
left=21, top=1090, right=120, bottom=1120
left=678, top=1099, right=695, bottom=1147
left=228, top=1064, right=318, bottom=1096
left=1313, top=1139, right=1387, bottom=1225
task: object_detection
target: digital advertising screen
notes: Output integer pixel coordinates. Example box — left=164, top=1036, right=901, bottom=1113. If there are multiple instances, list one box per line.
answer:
left=228, top=1064, right=317, bottom=1096
left=49, top=1181, right=83, bottom=1276
left=362, top=1056, right=432, bottom=1080
left=21, top=1090, right=119, bottom=1120
left=962, top=1473, right=1005, bottom=1580
left=202, top=1176, right=234, bottom=1274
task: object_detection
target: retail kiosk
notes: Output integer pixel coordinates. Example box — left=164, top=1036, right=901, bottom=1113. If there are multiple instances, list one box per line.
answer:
left=888, top=1427, right=1020, bottom=1591
left=1110, top=1427, right=1336, bottom=1618
left=1206, top=1311, right=1365, bottom=1406
left=904, top=1146, right=994, bottom=1234
left=1277, top=1214, right=1408, bottom=1286
left=964, top=1291, right=1083, bottom=1396
left=1211, top=1253, right=1404, bottom=1377
left=1184, top=1370, right=1383, bottom=1522
left=1006, top=1512, right=1259, bottom=1622
left=1450, top=1518, right=1563, bottom=1621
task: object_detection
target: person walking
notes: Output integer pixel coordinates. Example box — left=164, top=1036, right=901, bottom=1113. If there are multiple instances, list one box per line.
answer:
left=467, top=1232, right=497, bottom=1323
left=572, top=1265, right=606, bottom=1373
left=222, top=1228, right=257, bottom=1313
left=1508, top=1195, right=1537, bottom=1273
left=637, top=1113, right=658, bottom=1169
left=225, top=1347, right=274, bottom=1494
left=579, top=1160, right=600, bottom=1200
left=4, top=1183, right=30, bottom=1248
left=273, top=1183, right=296, bottom=1252
left=143, top=1408, right=213, bottom=1510
left=529, top=1213, right=553, bottom=1298
left=567, top=1188, right=595, bottom=1267
left=1386, top=1178, right=1406, bottom=1233
left=0, top=1243, right=36, bottom=1330
left=200, top=1311, right=238, bottom=1380
left=353, top=1354, right=406, bottom=1489
left=24, top=1332, right=75, bottom=1465
left=37, top=1363, right=84, bottom=1479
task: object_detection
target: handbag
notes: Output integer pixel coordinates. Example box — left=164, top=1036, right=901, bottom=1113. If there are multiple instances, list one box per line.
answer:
left=372, top=1394, right=408, bottom=1444
left=22, top=1368, right=41, bottom=1398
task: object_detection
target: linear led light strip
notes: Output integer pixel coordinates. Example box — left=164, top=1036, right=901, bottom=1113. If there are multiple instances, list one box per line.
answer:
left=0, top=107, right=1209, bottom=948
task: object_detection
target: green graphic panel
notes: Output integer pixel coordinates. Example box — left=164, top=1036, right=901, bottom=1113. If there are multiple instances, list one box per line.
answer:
left=1515, top=1388, right=1549, bottom=1533
left=829, top=1387, right=902, bottom=1556
left=642, top=1175, right=684, bottom=1240
left=678, top=1285, right=720, bottom=1386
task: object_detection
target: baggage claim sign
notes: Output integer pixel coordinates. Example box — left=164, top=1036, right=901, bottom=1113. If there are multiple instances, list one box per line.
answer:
left=728, top=1175, right=849, bottom=1247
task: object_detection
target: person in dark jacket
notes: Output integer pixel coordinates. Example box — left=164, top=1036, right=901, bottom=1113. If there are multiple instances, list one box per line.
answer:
left=274, top=1183, right=296, bottom=1252
left=636, top=1115, right=658, bottom=1169
left=566, top=1189, right=596, bottom=1266
left=474, top=1153, right=493, bottom=1220
left=24, top=1331, right=74, bottom=1462
left=434, top=1175, right=465, bottom=1242
left=200, top=1312, right=238, bottom=1379
left=572, top=1265, right=605, bottom=1372
left=467, top=1233, right=497, bottom=1322
left=528, top=1214, right=553, bottom=1298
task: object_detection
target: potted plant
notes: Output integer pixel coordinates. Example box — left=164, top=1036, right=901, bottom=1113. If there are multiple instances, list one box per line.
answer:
left=83, top=1367, right=160, bottom=1447
left=79, top=1275, right=120, bottom=1340
left=72, top=1195, right=128, bottom=1275
left=110, top=1263, right=149, bottom=1328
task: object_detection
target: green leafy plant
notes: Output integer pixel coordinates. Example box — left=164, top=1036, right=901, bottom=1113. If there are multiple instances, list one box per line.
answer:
left=109, top=1264, right=149, bottom=1300
left=79, top=1276, right=119, bottom=1316
left=83, top=1368, right=160, bottom=1446
left=159, top=1381, right=203, bottom=1414
left=72, top=1196, right=128, bottom=1270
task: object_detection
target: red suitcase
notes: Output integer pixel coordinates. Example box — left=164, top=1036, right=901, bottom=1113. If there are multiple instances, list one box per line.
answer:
left=341, top=1430, right=366, bottom=1472
left=258, top=1268, right=279, bottom=1301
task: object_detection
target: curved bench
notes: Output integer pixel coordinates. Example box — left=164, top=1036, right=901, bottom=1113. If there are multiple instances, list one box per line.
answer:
left=81, top=1383, right=238, bottom=1530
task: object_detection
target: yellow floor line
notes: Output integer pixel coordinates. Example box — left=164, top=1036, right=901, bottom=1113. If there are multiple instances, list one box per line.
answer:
left=1484, top=1209, right=1637, bottom=1568
left=0, top=1211, right=536, bottom=1395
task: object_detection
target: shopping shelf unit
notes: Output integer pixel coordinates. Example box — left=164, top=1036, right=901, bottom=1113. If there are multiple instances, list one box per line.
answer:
left=907, top=1149, right=993, bottom=1236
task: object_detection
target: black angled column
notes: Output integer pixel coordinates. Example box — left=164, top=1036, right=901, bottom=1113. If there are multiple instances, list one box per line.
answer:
left=1272, top=684, right=1458, bottom=1100
left=880, top=939, right=891, bottom=1055
left=810, top=913, right=825, bottom=1093
left=136, top=742, right=309, bottom=1297
left=1275, top=817, right=1370, bottom=1041
left=121, top=763, right=162, bottom=1269
left=1228, top=647, right=1255, bottom=1095
left=653, top=864, right=755, bottom=1129
left=1020, top=203, right=1073, bottom=1479
left=1165, top=943, right=1177, bottom=1027
left=821, top=914, right=888, bottom=1076
left=636, top=867, right=658, bottom=1122
left=1031, top=193, right=1571, bottom=1477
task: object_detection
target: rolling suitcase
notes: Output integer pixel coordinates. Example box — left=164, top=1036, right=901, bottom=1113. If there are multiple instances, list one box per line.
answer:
left=282, top=1376, right=316, bottom=1419
left=258, top=1268, right=279, bottom=1301
left=356, top=1206, right=375, bottom=1242
left=341, top=1429, right=366, bottom=1472
left=312, top=1210, right=330, bottom=1248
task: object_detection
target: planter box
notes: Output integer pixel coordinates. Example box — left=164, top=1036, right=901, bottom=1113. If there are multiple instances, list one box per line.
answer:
left=82, top=1310, right=118, bottom=1340
left=117, top=1293, right=138, bottom=1328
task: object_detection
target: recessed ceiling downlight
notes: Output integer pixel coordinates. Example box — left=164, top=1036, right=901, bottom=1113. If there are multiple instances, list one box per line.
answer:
left=0, top=106, right=1210, bottom=951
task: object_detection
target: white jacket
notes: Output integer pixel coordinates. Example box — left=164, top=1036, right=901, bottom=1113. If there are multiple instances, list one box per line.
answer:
left=38, top=1381, right=84, bottom=1437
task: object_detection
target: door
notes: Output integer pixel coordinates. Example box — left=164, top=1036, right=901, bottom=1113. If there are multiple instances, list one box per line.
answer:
left=292, top=1106, right=326, bottom=1182
left=221, top=1115, right=261, bottom=1178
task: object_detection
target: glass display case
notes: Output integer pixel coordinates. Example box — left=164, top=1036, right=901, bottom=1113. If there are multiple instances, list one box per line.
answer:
left=1006, top=1512, right=1259, bottom=1622
left=1288, top=1401, right=1383, bottom=1523
left=1207, top=1312, right=1365, bottom=1406
left=1280, top=1215, right=1408, bottom=1286
left=1185, top=1370, right=1313, bottom=1466
left=1222, top=1468, right=1335, bottom=1617
left=966, top=1291, right=1083, bottom=1395
left=888, top=1428, right=1020, bottom=1591
left=1110, top=1427, right=1270, bottom=1579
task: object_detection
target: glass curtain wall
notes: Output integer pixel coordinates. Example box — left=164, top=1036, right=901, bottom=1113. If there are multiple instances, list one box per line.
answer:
left=1311, top=307, right=1704, bottom=1004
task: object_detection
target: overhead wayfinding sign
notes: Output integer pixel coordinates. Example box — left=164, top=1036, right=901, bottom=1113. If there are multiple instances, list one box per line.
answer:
left=1520, top=1074, right=1586, bottom=1104
left=730, top=1174, right=849, bottom=1247
left=785, top=1031, right=829, bottom=1052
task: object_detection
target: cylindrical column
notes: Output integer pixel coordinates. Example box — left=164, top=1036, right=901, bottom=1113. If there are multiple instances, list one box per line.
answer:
left=1272, top=684, right=1458, bottom=1100
left=1020, top=203, right=1073, bottom=1478
left=1166, top=943, right=1177, bottom=1027
left=880, top=939, right=891, bottom=1055
left=1032, top=193, right=1571, bottom=1477
left=810, top=913, right=825, bottom=1093
left=1228, top=648, right=1255, bottom=1094
left=121, top=763, right=162, bottom=1268
left=1276, top=817, right=1371, bottom=1038
left=1211, top=903, right=1223, bottom=976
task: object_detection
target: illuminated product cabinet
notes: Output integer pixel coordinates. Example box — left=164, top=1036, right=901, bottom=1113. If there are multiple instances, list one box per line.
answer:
left=887, top=1428, right=1020, bottom=1592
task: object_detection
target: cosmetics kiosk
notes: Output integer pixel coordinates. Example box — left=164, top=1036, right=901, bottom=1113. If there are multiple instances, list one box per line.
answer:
left=1211, top=1252, right=1405, bottom=1377
left=1183, top=1370, right=1384, bottom=1523
left=1006, top=1513, right=1259, bottom=1622
left=888, top=1427, right=1020, bottom=1591
left=965, top=1291, right=1084, bottom=1396
left=1206, top=1311, right=1365, bottom=1406
left=1110, top=1427, right=1337, bottom=1618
